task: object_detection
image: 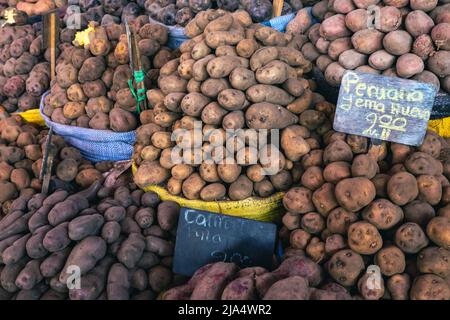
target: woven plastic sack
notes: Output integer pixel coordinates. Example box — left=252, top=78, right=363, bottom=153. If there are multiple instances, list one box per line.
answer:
left=39, top=92, right=136, bottom=163
left=131, top=163, right=283, bottom=222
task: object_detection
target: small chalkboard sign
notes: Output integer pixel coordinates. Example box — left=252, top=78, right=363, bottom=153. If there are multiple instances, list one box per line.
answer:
left=173, top=208, right=277, bottom=276
left=333, top=71, right=438, bottom=146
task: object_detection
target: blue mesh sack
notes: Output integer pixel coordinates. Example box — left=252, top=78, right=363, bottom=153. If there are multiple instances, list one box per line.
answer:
left=164, top=10, right=317, bottom=49
left=39, top=92, right=136, bottom=163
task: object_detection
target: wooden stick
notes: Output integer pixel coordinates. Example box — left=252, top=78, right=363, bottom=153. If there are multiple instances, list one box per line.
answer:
left=49, top=11, right=56, bottom=81
left=273, top=0, right=284, bottom=17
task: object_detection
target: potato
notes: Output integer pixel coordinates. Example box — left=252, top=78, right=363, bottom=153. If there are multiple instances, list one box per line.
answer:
left=328, top=249, right=365, bottom=286
left=246, top=84, right=294, bottom=106
left=263, top=276, right=310, bottom=300
left=338, top=49, right=367, bottom=69
left=228, top=175, right=253, bottom=200
left=405, top=10, right=435, bottom=37
left=395, top=222, right=429, bottom=254
left=361, top=199, right=403, bottom=230
left=324, top=62, right=346, bottom=87
left=369, top=50, right=396, bottom=71
left=280, top=126, right=311, bottom=161
left=426, top=217, right=450, bottom=249
left=249, top=47, right=278, bottom=71
left=301, top=212, right=326, bottom=235
left=374, top=246, right=406, bottom=276
left=287, top=89, right=314, bottom=114
left=416, top=247, right=450, bottom=279
left=410, top=274, right=450, bottom=300
left=345, top=9, right=369, bottom=32
left=327, top=207, right=358, bottom=234
left=255, top=60, right=290, bottom=85
left=351, top=154, right=379, bottom=179
left=405, top=152, right=441, bottom=176
left=246, top=102, right=297, bottom=129
left=387, top=274, right=411, bottom=300
left=200, top=79, right=229, bottom=99
left=396, top=53, right=425, bottom=78
left=198, top=183, right=226, bottom=201
left=412, top=35, right=435, bottom=60
left=358, top=271, right=385, bottom=300
left=347, top=221, right=383, bottom=254
left=417, top=175, right=442, bottom=205
left=378, top=6, right=402, bottom=32
left=190, top=262, right=238, bottom=300
left=312, top=183, right=338, bottom=217
left=320, top=14, right=351, bottom=41
left=431, top=23, right=450, bottom=51
left=323, top=161, right=351, bottom=183
left=206, top=55, right=241, bottom=79
left=301, top=166, right=325, bottom=191
left=283, top=187, right=314, bottom=214
left=56, top=159, right=78, bottom=182
left=229, top=67, right=256, bottom=91
left=150, top=132, right=173, bottom=151
left=387, top=172, right=419, bottom=206
left=427, top=51, right=450, bottom=78
left=328, top=37, right=352, bottom=60
left=351, top=29, right=384, bottom=54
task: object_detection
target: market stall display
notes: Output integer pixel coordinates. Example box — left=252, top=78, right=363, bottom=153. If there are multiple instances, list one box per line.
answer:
left=0, top=0, right=449, bottom=301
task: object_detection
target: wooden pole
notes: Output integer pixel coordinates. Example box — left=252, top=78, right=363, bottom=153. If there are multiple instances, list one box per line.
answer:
left=49, top=11, right=56, bottom=81
left=273, top=0, right=284, bottom=17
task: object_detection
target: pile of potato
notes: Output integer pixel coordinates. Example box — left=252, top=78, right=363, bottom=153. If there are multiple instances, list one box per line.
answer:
left=285, top=1, right=450, bottom=93
left=43, top=18, right=175, bottom=131
left=279, top=130, right=450, bottom=300
left=0, top=177, right=183, bottom=300
left=0, top=114, right=107, bottom=215
left=162, top=256, right=355, bottom=300
left=0, top=23, right=52, bottom=113
left=145, top=0, right=304, bottom=26
left=133, top=9, right=345, bottom=201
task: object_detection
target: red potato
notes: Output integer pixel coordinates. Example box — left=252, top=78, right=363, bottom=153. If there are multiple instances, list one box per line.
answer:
left=405, top=11, right=435, bottom=37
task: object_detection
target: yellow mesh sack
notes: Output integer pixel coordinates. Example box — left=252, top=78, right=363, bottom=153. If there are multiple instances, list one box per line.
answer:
left=132, top=163, right=284, bottom=222
left=428, top=117, right=450, bottom=138
left=15, top=109, right=46, bottom=127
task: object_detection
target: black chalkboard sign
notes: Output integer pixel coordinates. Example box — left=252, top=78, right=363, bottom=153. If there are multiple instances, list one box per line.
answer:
left=333, top=71, right=438, bottom=146
left=173, top=208, right=277, bottom=276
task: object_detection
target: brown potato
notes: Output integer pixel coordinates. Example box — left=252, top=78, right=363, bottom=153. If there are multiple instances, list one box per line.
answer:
left=199, top=183, right=226, bottom=201
left=335, top=178, right=376, bottom=212
left=395, top=222, right=429, bottom=253
left=351, top=29, right=384, bottom=54
left=417, top=247, right=450, bottom=278
left=328, top=249, right=365, bottom=286
left=426, top=217, right=450, bottom=249
left=387, top=172, right=419, bottom=206
left=312, top=183, right=339, bottom=217
left=362, top=199, right=404, bottom=230
left=301, top=166, right=324, bottom=191
left=323, top=161, right=351, bottom=183
left=375, top=246, right=406, bottom=276
left=348, top=221, right=383, bottom=255
left=405, top=10, right=435, bottom=37
left=283, top=187, right=314, bottom=214
left=351, top=154, right=378, bottom=179
left=417, top=175, right=442, bottom=205
left=410, top=274, right=450, bottom=300
left=327, top=207, right=358, bottom=234
left=387, top=274, right=411, bottom=301
left=323, top=140, right=353, bottom=164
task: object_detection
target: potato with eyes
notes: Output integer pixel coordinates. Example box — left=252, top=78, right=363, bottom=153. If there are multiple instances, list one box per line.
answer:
left=361, top=199, right=404, bottom=230
left=347, top=221, right=383, bottom=255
